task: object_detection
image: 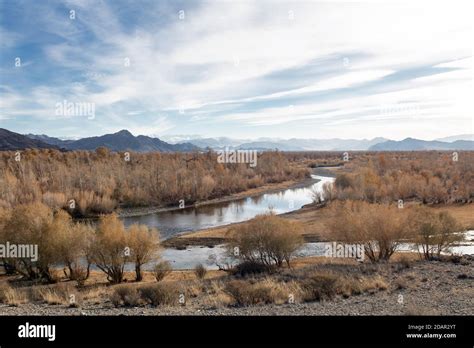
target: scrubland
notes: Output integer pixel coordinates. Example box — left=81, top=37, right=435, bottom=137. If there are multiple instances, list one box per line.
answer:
left=0, top=150, right=473, bottom=315
left=0, top=149, right=308, bottom=216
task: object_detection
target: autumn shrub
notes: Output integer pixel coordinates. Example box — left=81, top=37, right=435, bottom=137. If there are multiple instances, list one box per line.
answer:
left=299, top=272, right=339, bottom=301
left=194, top=263, right=207, bottom=280
left=127, top=224, right=160, bottom=281
left=139, top=283, right=179, bottom=306
left=335, top=174, right=354, bottom=190
left=231, top=261, right=275, bottom=277
left=407, top=206, right=463, bottom=260
left=0, top=150, right=307, bottom=215
left=224, top=278, right=294, bottom=306
left=225, top=280, right=274, bottom=306
left=89, top=214, right=129, bottom=284
left=32, top=284, right=77, bottom=306
left=111, top=284, right=141, bottom=307
left=1, top=202, right=61, bottom=282
left=330, top=152, right=473, bottom=204
left=153, top=261, right=172, bottom=282
left=327, top=201, right=410, bottom=262
left=0, top=206, right=14, bottom=274
left=228, top=213, right=304, bottom=268
left=52, top=211, right=94, bottom=283
left=0, top=283, right=27, bottom=305
left=294, top=267, right=387, bottom=301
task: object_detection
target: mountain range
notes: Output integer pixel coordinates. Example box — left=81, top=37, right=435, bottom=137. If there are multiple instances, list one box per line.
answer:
left=0, top=128, right=473, bottom=152
left=1, top=129, right=198, bottom=152
left=368, top=138, right=474, bottom=151
left=0, top=128, right=62, bottom=151
left=170, top=135, right=473, bottom=151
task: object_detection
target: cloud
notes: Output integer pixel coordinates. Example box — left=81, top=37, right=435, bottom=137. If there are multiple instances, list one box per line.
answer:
left=0, top=0, right=472, bottom=139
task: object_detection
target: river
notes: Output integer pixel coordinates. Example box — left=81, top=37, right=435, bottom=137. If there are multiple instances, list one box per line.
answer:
left=121, top=174, right=335, bottom=240
left=121, top=172, right=473, bottom=270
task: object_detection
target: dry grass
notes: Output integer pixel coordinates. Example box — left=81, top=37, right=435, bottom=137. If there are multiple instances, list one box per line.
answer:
left=0, top=283, right=28, bottom=306
left=225, top=279, right=287, bottom=306
left=294, top=267, right=388, bottom=302
left=429, top=204, right=474, bottom=230
left=81, top=286, right=110, bottom=304
left=153, top=261, right=172, bottom=282
left=194, top=264, right=207, bottom=280
left=111, top=284, right=141, bottom=307
left=222, top=270, right=388, bottom=307
left=200, top=281, right=234, bottom=308
left=29, top=283, right=78, bottom=306
left=138, top=282, right=180, bottom=306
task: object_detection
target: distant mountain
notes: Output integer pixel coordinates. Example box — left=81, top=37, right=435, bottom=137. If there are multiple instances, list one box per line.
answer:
left=21, top=130, right=199, bottom=152
left=8, top=129, right=474, bottom=152
left=278, top=137, right=389, bottom=151
left=26, top=134, right=74, bottom=147
left=435, top=134, right=474, bottom=142
left=186, top=137, right=246, bottom=149
left=55, top=130, right=199, bottom=152
left=369, top=138, right=474, bottom=151
left=0, top=128, right=61, bottom=151
left=176, top=137, right=389, bottom=151
left=237, top=141, right=305, bottom=151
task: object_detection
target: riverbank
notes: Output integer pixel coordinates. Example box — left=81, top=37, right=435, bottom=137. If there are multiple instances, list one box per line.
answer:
left=117, top=164, right=343, bottom=219
left=116, top=174, right=318, bottom=218
left=162, top=167, right=341, bottom=248
left=164, top=202, right=474, bottom=249
left=1, top=255, right=472, bottom=316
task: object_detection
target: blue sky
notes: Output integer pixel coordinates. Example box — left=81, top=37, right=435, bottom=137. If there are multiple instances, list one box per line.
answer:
left=0, top=0, right=472, bottom=140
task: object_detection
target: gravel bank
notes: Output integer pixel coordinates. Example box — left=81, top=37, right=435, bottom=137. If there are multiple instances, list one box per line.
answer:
left=1, top=258, right=472, bottom=316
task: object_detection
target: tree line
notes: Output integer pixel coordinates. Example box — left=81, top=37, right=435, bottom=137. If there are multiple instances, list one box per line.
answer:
left=326, top=152, right=473, bottom=204
left=0, top=149, right=308, bottom=216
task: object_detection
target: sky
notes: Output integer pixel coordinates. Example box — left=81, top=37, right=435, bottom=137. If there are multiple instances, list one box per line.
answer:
left=0, top=0, right=472, bottom=140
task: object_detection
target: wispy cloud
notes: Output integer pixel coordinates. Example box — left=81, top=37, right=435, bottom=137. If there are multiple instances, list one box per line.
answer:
left=0, top=0, right=472, bottom=139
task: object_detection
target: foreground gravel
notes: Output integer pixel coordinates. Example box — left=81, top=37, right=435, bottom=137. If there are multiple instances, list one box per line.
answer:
left=1, top=258, right=472, bottom=316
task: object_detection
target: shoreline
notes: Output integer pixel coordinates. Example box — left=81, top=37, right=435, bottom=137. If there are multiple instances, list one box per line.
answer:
left=162, top=168, right=336, bottom=250
left=115, top=175, right=318, bottom=218
left=162, top=166, right=343, bottom=249
left=74, top=165, right=342, bottom=221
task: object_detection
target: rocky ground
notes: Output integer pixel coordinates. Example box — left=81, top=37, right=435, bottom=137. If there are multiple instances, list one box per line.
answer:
left=1, top=257, right=472, bottom=316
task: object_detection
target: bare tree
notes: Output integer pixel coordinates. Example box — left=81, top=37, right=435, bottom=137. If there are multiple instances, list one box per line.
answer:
left=127, top=224, right=160, bottom=281
left=228, top=213, right=304, bottom=268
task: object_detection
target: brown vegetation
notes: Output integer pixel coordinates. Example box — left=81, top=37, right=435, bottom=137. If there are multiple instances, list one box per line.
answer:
left=325, top=152, right=473, bottom=204
left=0, top=149, right=308, bottom=216
left=153, top=261, right=172, bottom=282
left=227, top=213, right=304, bottom=268
left=327, top=201, right=410, bottom=262
left=407, top=206, right=463, bottom=259
left=0, top=203, right=161, bottom=284
left=326, top=200, right=464, bottom=262
left=194, top=264, right=207, bottom=280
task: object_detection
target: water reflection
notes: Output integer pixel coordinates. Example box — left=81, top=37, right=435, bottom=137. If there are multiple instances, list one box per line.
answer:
left=122, top=175, right=335, bottom=239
